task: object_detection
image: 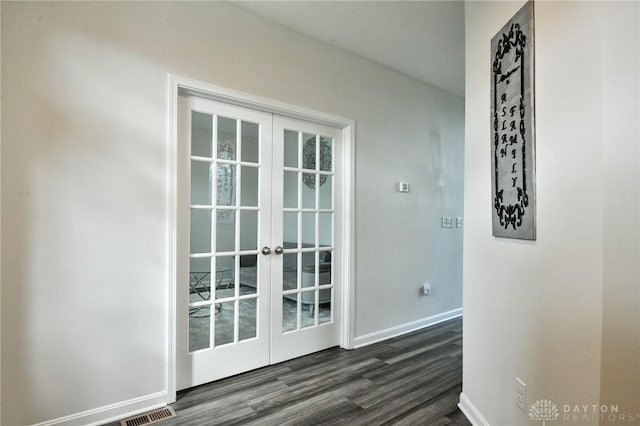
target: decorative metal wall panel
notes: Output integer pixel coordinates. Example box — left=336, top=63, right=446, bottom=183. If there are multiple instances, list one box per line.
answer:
left=491, top=1, right=536, bottom=240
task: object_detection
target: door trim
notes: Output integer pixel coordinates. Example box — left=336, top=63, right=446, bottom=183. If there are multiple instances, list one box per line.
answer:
left=166, top=74, right=356, bottom=403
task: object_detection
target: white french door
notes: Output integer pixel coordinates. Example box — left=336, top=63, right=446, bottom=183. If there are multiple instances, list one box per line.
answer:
left=176, top=96, right=342, bottom=390
left=270, top=116, right=342, bottom=364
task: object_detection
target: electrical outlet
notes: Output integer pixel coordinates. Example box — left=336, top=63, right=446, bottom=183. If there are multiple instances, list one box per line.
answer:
left=515, top=378, right=526, bottom=412
left=456, top=217, right=463, bottom=228
left=422, top=283, right=432, bottom=296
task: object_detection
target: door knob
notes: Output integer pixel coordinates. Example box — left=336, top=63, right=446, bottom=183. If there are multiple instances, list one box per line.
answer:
left=274, top=246, right=284, bottom=255
left=261, top=246, right=272, bottom=255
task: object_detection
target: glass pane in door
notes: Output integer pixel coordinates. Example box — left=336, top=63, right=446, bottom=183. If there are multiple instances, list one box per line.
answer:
left=190, top=209, right=211, bottom=254
left=318, top=289, right=332, bottom=325
left=216, top=164, right=236, bottom=206
left=239, top=255, right=257, bottom=296
left=283, top=212, right=298, bottom=248
left=240, top=210, right=258, bottom=251
left=301, top=290, right=316, bottom=329
left=215, top=256, right=236, bottom=299
left=282, top=295, right=298, bottom=332
left=302, top=134, right=316, bottom=170
left=215, top=301, right=235, bottom=346
left=191, top=161, right=212, bottom=205
left=302, top=174, right=316, bottom=209
left=240, top=166, right=259, bottom=207
left=301, top=213, right=315, bottom=246
left=217, top=117, right=237, bottom=160
left=282, top=253, right=298, bottom=291
left=191, top=111, right=212, bottom=158
left=189, top=306, right=211, bottom=352
left=284, top=130, right=299, bottom=168
left=283, top=171, right=298, bottom=208
left=241, top=121, right=259, bottom=164
left=319, top=213, right=332, bottom=247
left=319, top=137, right=333, bottom=172
left=190, top=257, right=211, bottom=302
left=239, top=298, right=257, bottom=341
left=319, top=175, right=332, bottom=210
left=216, top=211, right=236, bottom=253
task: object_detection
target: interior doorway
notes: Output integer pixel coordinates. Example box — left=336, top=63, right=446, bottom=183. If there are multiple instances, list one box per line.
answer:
left=174, top=92, right=349, bottom=391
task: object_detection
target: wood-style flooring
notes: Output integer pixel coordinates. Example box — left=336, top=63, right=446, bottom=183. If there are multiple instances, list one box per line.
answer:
left=109, top=317, right=469, bottom=426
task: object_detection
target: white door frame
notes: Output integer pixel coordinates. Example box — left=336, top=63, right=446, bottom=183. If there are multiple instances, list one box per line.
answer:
left=166, top=74, right=356, bottom=403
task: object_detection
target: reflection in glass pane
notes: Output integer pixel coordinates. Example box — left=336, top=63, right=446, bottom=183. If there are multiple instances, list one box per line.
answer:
left=319, top=250, right=332, bottom=263
left=239, top=298, right=257, bottom=341
left=191, top=161, right=212, bottom=205
left=190, top=257, right=211, bottom=303
left=283, top=253, right=298, bottom=291
left=301, top=290, right=316, bottom=328
left=283, top=295, right=297, bottom=333
left=190, top=209, right=211, bottom=254
left=302, top=213, right=315, bottom=246
left=283, top=212, right=298, bottom=247
left=319, top=175, right=332, bottom=210
left=191, top=111, right=212, bottom=158
left=240, top=166, right=258, bottom=207
left=240, top=210, right=258, bottom=251
left=283, top=171, right=298, bottom=209
left=319, top=213, right=332, bottom=247
left=284, top=130, right=299, bottom=168
left=189, top=306, right=210, bottom=352
left=302, top=134, right=316, bottom=171
left=216, top=164, right=236, bottom=206
left=215, top=256, right=236, bottom=299
left=241, top=121, right=259, bottom=163
left=302, top=174, right=316, bottom=208
left=319, top=289, right=332, bottom=325
left=319, top=257, right=332, bottom=285
left=239, top=255, right=257, bottom=295
left=302, top=251, right=316, bottom=288
left=215, top=301, right=235, bottom=346
left=216, top=210, right=235, bottom=252
left=320, top=136, right=333, bottom=172
left=217, top=116, right=237, bottom=160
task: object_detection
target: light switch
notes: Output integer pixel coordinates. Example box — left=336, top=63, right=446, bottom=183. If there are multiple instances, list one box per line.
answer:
left=456, top=217, right=463, bottom=228
left=441, top=216, right=453, bottom=228
left=397, top=182, right=410, bottom=193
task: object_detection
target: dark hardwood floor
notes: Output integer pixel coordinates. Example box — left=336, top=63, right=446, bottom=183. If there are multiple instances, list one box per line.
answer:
left=110, top=317, right=469, bottom=426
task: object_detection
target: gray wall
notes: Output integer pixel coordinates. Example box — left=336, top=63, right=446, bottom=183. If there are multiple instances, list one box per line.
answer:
left=463, top=2, right=639, bottom=424
left=1, top=2, right=464, bottom=424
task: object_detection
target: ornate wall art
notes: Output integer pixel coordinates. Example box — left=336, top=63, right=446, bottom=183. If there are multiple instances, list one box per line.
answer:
left=302, top=136, right=332, bottom=189
left=491, top=1, right=536, bottom=240
left=216, top=139, right=235, bottom=223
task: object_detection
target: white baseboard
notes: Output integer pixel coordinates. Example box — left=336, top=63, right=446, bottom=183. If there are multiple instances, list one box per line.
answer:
left=458, top=392, right=490, bottom=426
left=30, top=391, right=167, bottom=426
left=353, top=307, right=462, bottom=348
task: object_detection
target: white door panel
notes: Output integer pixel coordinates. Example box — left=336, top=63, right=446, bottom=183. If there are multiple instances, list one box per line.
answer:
left=177, top=96, right=272, bottom=390
left=270, top=116, right=342, bottom=364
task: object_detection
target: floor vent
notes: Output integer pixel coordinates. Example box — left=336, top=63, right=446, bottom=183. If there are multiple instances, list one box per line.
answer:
left=120, top=407, right=176, bottom=426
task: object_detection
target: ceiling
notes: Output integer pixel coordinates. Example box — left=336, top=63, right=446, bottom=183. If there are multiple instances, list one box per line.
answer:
left=235, top=1, right=465, bottom=97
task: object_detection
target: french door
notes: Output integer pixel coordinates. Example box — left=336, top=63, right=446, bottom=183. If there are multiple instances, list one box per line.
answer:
left=176, top=96, right=342, bottom=390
